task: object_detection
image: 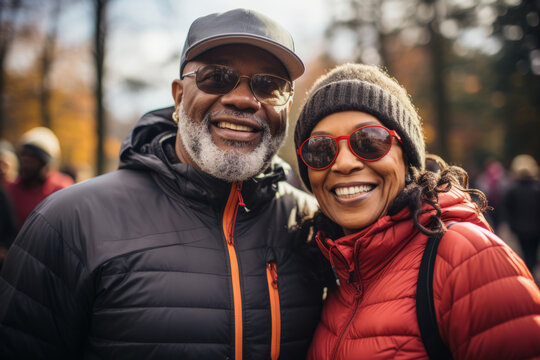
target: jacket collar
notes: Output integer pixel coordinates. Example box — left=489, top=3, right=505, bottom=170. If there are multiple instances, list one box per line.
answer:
left=118, top=106, right=288, bottom=211
left=317, top=187, right=491, bottom=282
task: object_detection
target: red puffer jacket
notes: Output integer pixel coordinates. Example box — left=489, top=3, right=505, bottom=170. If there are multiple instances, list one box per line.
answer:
left=308, top=188, right=540, bottom=359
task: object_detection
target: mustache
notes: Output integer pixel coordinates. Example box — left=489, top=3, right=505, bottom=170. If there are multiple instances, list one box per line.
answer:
left=205, top=110, right=268, bottom=130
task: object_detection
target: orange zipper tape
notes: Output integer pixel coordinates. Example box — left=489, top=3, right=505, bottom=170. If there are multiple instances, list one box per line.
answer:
left=266, top=261, right=281, bottom=360
left=223, top=182, right=243, bottom=359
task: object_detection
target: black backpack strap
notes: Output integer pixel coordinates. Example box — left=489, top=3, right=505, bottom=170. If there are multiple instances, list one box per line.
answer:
left=417, top=232, right=453, bottom=359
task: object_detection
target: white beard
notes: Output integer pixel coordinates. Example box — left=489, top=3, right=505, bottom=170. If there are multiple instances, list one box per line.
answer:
left=176, top=104, right=286, bottom=182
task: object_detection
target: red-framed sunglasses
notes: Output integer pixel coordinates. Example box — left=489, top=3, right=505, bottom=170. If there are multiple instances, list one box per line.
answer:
left=297, top=125, right=402, bottom=170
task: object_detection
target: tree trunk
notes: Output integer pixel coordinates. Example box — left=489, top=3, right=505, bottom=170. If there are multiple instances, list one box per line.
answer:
left=426, top=0, right=450, bottom=160
left=0, top=0, right=22, bottom=139
left=94, top=0, right=107, bottom=175
left=429, top=24, right=449, bottom=159
left=39, top=0, right=62, bottom=129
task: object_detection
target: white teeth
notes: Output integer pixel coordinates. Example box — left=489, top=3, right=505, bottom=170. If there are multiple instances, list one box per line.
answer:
left=334, top=185, right=373, bottom=197
left=217, top=121, right=253, bottom=132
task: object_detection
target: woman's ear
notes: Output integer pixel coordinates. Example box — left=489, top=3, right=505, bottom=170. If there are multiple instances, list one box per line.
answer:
left=402, top=153, right=411, bottom=184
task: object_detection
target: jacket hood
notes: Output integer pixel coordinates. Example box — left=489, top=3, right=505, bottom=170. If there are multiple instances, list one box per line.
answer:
left=118, top=106, right=291, bottom=210
left=317, top=187, right=491, bottom=282
left=119, top=107, right=178, bottom=177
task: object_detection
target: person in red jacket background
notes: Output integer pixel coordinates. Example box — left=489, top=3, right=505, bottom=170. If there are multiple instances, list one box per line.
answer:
left=5, top=127, right=74, bottom=230
left=294, top=63, right=540, bottom=359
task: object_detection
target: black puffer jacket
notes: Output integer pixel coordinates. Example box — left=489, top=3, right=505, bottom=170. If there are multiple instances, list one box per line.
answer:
left=0, top=107, right=324, bottom=359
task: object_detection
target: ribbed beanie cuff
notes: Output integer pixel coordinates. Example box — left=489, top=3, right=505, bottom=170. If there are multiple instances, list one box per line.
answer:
left=294, top=80, right=425, bottom=191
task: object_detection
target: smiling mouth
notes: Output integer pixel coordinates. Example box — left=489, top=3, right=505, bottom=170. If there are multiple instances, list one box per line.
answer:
left=333, top=184, right=375, bottom=198
left=216, top=121, right=258, bottom=132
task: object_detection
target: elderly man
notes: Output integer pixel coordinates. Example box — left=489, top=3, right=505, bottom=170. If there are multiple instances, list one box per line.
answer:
left=0, top=9, right=325, bottom=360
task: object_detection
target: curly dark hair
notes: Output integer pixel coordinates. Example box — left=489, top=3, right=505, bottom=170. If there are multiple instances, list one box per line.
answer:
left=298, top=165, right=489, bottom=240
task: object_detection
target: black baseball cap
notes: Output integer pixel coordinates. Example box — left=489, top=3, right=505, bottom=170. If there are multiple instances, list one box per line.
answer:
left=179, top=8, right=305, bottom=80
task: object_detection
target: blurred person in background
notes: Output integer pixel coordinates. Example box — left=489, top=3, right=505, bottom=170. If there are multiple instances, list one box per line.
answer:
left=5, top=127, right=74, bottom=230
left=0, top=140, right=18, bottom=185
left=0, top=140, right=19, bottom=266
left=474, top=157, right=509, bottom=231
left=59, top=163, right=79, bottom=183
left=503, top=154, right=540, bottom=279
left=0, top=9, right=326, bottom=360
left=294, top=63, right=540, bottom=359
left=0, top=186, right=16, bottom=268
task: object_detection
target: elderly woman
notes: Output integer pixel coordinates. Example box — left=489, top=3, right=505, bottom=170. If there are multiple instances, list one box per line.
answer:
left=294, top=63, right=540, bottom=359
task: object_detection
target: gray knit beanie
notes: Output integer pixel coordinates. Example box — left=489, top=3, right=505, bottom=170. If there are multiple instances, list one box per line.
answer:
left=294, top=63, right=425, bottom=191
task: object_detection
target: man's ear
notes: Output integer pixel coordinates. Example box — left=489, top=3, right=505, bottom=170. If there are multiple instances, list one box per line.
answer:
left=172, top=79, right=183, bottom=109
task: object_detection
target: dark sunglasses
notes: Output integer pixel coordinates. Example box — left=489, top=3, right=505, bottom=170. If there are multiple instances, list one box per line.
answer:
left=181, top=64, right=293, bottom=106
left=297, top=125, right=402, bottom=170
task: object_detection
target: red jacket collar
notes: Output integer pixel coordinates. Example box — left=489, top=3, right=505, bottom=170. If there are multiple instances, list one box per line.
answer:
left=316, top=187, right=491, bottom=283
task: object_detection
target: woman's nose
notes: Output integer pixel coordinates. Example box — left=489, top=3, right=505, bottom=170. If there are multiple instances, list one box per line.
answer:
left=331, top=139, right=365, bottom=174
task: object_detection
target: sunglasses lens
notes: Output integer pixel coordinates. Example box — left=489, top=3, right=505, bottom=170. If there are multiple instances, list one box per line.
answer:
left=195, top=65, right=238, bottom=94
left=350, top=126, right=392, bottom=160
left=301, top=136, right=337, bottom=169
left=251, top=75, right=292, bottom=106
left=192, top=65, right=291, bottom=105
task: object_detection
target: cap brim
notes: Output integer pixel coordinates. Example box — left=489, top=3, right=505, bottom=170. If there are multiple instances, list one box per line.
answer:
left=184, top=34, right=305, bottom=80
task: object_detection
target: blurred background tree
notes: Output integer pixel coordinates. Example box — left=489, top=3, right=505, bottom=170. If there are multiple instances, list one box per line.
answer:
left=93, top=0, right=109, bottom=175
left=492, top=0, right=540, bottom=167
left=0, top=0, right=23, bottom=139
left=300, top=0, right=540, bottom=178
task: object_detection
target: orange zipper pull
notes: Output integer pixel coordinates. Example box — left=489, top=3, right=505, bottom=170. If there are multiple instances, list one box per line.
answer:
left=267, top=262, right=279, bottom=288
left=236, top=182, right=250, bottom=212
left=226, top=183, right=241, bottom=245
